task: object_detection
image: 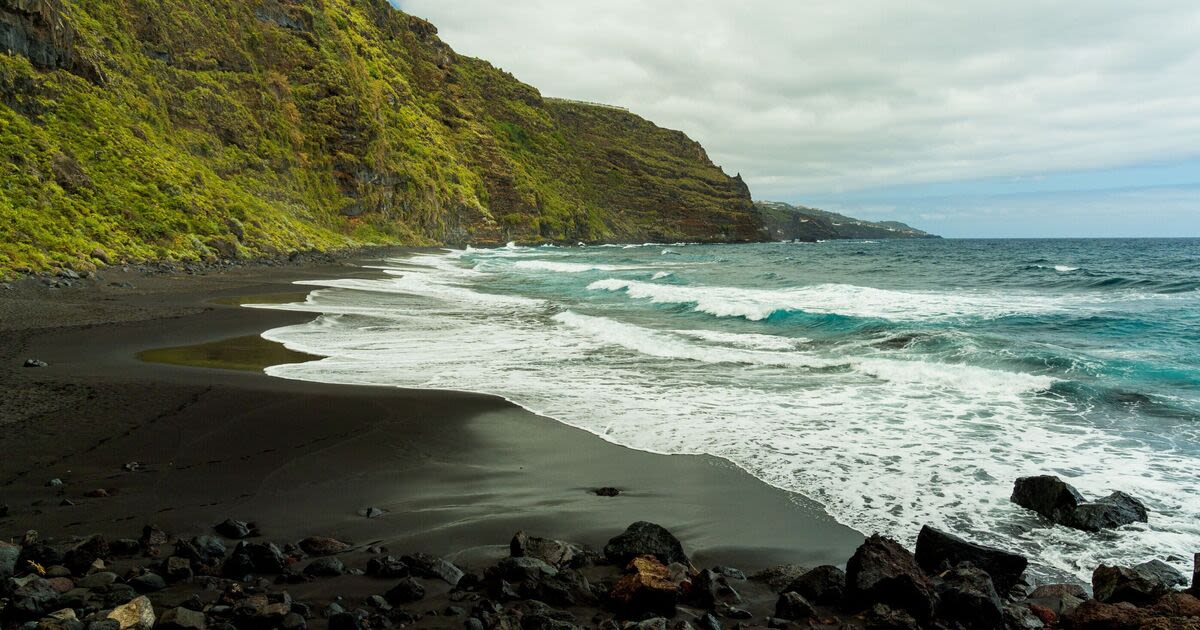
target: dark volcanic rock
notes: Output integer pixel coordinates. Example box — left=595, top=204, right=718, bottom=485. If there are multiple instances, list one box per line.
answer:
left=610, top=555, right=679, bottom=618
left=1010, top=476, right=1148, bottom=532
left=595, top=487, right=621, bottom=497
left=914, top=526, right=1028, bottom=593
left=1069, top=492, right=1149, bottom=532
left=158, top=606, right=206, bottom=630
left=224, top=541, right=285, bottom=576
left=845, top=534, right=937, bottom=621
left=214, top=518, right=254, bottom=539
left=1092, top=559, right=1187, bottom=605
left=774, top=591, right=815, bottom=621
left=298, top=536, right=351, bottom=556
left=862, top=603, right=920, bottom=629
left=782, top=565, right=845, bottom=605
left=511, top=531, right=580, bottom=569
left=0, top=540, right=18, bottom=580
left=1065, top=599, right=1145, bottom=629
left=691, top=569, right=742, bottom=609
left=8, top=575, right=62, bottom=618
left=24, top=358, right=48, bottom=368
left=128, top=572, right=166, bottom=593
left=366, top=555, right=409, bottom=578
left=402, top=552, right=464, bottom=585
left=304, top=557, right=346, bottom=577
left=1011, top=475, right=1086, bottom=524
left=604, top=521, right=690, bottom=567
left=934, top=564, right=1004, bottom=630
left=384, top=577, right=426, bottom=605
left=495, top=556, right=558, bottom=582
left=62, top=535, right=109, bottom=575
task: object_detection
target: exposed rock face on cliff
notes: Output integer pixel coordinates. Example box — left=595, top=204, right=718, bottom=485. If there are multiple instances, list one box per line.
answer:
left=757, top=200, right=936, bottom=242
left=0, top=0, right=761, bottom=275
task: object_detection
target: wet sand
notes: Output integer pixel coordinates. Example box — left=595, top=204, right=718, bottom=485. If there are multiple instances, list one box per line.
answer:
left=0, top=254, right=862, bottom=573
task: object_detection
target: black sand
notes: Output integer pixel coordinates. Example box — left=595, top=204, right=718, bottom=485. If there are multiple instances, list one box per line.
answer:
left=0, top=255, right=862, bottom=572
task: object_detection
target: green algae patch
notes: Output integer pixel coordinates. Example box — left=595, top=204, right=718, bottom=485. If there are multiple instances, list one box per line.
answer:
left=137, top=335, right=319, bottom=372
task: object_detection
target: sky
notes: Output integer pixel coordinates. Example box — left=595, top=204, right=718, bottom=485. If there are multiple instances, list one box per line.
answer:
left=395, top=1, right=1200, bottom=237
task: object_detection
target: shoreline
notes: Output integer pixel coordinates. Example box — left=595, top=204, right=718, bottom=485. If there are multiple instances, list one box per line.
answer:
left=0, top=252, right=862, bottom=572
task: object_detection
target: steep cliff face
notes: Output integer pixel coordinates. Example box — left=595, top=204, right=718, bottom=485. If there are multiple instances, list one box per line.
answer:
left=0, top=0, right=761, bottom=275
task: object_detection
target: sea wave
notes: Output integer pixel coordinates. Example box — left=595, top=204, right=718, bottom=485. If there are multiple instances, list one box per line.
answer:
left=586, top=278, right=1073, bottom=322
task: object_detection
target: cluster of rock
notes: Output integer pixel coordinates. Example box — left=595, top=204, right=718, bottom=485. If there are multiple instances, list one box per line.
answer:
left=1, top=517, right=1197, bottom=630
left=1010, top=476, right=1149, bottom=532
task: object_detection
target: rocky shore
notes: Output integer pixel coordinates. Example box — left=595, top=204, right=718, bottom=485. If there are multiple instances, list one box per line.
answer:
left=3, top=255, right=1198, bottom=630
left=2, top=516, right=1198, bottom=630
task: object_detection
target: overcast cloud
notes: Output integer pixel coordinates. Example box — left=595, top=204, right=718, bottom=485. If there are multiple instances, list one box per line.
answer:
left=397, top=1, right=1200, bottom=235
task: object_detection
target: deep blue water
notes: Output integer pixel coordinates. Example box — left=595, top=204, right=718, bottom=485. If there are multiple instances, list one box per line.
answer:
left=259, top=238, right=1200, bottom=581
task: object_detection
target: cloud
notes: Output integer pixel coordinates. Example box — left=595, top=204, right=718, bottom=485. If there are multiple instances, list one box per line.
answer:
left=397, top=0, right=1200, bottom=199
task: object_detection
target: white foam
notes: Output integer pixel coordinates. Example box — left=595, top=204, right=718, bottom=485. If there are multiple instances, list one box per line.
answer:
left=651, top=271, right=673, bottom=280
left=588, top=278, right=1116, bottom=322
left=513, top=260, right=637, bottom=273
left=255, top=250, right=1200, bottom=583
left=1056, top=265, right=1080, bottom=272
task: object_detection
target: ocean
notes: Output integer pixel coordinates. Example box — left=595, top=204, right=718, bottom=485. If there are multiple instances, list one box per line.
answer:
left=255, top=238, right=1200, bottom=582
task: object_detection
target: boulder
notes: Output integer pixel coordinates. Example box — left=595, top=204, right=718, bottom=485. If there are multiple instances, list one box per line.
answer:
left=384, top=577, right=426, bottom=605
left=750, top=565, right=811, bottom=592
left=107, top=595, right=156, bottom=630
left=1029, top=583, right=1089, bottom=600
left=1069, top=492, right=1149, bottom=532
left=157, top=606, right=206, bottom=630
left=1005, top=603, right=1047, bottom=629
left=782, top=565, right=845, bottom=605
left=365, top=555, right=408, bottom=578
left=774, top=592, right=815, bottom=621
left=402, top=552, right=464, bottom=586
left=511, top=531, right=580, bottom=569
left=128, top=572, right=166, bottom=593
left=223, top=541, right=285, bottom=576
left=303, top=557, right=345, bottom=577
left=691, top=569, right=742, bottom=609
left=213, top=519, right=254, bottom=539
left=164, top=556, right=193, bottom=582
left=1093, top=560, right=1186, bottom=604
left=934, top=564, right=1004, bottom=630
left=845, top=534, right=937, bottom=621
left=174, top=536, right=226, bottom=567
left=139, top=524, right=168, bottom=548
left=595, top=487, right=621, bottom=497
left=1145, top=592, right=1200, bottom=618
left=604, top=522, right=690, bottom=567
left=1064, top=599, right=1145, bottom=629
left=609, top=555, right=679, bottom=618
left=24, top=359, right=49, bottom=368
left=495, top=556, right=558, bottom=582
left=63, top=535, right=109, bottom=575
left=1011, top=476, right=1086, bottom=524
left=1, top=540, right=19, bottom=580
left=862, top=603, right=920, bottom=629
left=8, top=576, right=62, bottom=618
left=297, top=536, right=350, bottom=556
left=914, top=526, right=1028, bottom=593
left=1193, top=552, right=1199, bottom=595
left=33, top=607, right=81, bottom=630
left=1010, top=476, right=1148, bottom=532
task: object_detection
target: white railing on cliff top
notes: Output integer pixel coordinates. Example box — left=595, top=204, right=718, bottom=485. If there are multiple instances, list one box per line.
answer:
left=544, top=97, right=630, bottom=112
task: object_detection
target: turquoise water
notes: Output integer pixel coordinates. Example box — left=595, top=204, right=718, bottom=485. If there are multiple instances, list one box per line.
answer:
left=257, top=239, right=1200, bottom=581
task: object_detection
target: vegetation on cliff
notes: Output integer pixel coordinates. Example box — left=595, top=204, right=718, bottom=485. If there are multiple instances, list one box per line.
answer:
left=757, top=201, right=936, bottom=241
left=0, top=0, right=760, bottom=276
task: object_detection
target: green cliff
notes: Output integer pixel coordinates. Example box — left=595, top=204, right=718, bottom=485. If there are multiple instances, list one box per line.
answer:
left=0, top=0, right=761, bottom=276
left=757, top=201, right=936, bottom=241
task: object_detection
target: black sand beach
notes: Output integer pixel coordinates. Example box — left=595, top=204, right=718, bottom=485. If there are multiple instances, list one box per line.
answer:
left=0, top=253, right=861, bottom=572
